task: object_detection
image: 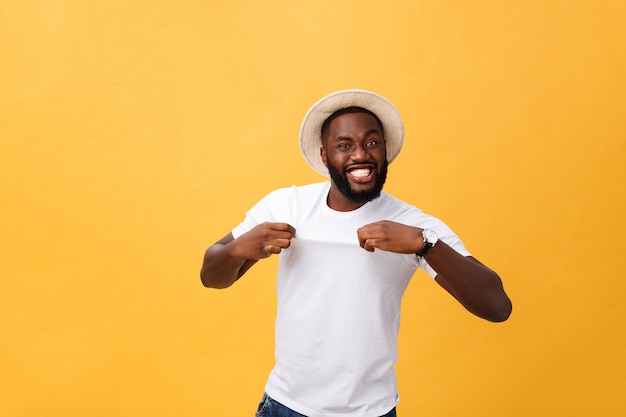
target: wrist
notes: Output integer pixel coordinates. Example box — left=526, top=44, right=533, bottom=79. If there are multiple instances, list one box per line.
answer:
left=416, top=228, right=438, bottom=258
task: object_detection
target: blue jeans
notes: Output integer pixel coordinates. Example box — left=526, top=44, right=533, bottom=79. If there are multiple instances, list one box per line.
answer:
left=255, top=393, right=397, bottom=417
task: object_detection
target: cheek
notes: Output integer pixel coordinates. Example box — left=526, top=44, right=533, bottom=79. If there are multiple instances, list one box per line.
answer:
left=376, top=148, right=387, bottom=163
left=327, top=152, right=346, bottom=167
left=367, top=148, right=385, bottom=164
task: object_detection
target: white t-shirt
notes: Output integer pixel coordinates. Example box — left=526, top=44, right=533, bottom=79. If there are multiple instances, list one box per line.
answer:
left=232, top=182, right=470, bottom=417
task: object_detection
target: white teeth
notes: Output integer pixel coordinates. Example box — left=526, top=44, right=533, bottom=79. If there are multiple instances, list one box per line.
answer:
left=350, top=168, right=371, bottom=178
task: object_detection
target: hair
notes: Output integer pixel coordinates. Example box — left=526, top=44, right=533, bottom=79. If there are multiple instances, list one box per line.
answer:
left=320, top=106, right=384, bottom=140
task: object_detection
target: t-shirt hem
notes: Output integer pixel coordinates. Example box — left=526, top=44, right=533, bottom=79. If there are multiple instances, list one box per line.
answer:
left=265, top=386, right=399, bottom=417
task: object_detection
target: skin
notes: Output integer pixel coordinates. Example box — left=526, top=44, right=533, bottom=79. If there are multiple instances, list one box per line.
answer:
left=321, top=112, right=387, bottom=211
left=200, top=112, right=512, bottom=322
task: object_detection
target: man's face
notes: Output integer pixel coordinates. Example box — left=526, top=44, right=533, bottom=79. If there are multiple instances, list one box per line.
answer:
left=321, top=111, right=388, bottom=205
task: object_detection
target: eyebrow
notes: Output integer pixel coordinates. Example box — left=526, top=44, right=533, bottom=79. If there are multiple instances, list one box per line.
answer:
left=333, top=129, right=382, bottom=142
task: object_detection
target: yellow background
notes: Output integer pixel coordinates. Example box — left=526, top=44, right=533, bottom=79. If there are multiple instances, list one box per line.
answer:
left=1, top=1, right=625, bottom=416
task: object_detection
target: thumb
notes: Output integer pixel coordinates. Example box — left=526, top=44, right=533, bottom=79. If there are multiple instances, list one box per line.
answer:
left=362, top=239, right=376, bottom=252
left=263, top=244, right=282, bottom=255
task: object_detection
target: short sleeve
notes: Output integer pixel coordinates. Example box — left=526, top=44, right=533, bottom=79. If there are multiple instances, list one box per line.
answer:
left=393, top=206, right=471, bottom=279
left=231, top=186, right=295, bottom=239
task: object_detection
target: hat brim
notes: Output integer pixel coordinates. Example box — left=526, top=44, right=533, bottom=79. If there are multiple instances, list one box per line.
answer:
left=299, top=89, right=404, bottom=177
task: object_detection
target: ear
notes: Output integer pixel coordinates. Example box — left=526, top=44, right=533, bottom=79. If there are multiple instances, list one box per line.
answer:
left=320, top=146, right=327, bottom=166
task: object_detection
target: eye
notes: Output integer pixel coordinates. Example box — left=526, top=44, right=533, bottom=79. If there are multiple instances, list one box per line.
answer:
left=337, top=142, right=350, bottom=150
left=366, top=140, right=379, bottom=148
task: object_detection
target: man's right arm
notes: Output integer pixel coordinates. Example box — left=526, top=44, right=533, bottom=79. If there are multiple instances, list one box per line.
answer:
left=200, top=222, right=296, bottom=289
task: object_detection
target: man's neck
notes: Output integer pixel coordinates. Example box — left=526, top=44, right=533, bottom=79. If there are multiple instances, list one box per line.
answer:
left=326, top=185, right=367, bottom=212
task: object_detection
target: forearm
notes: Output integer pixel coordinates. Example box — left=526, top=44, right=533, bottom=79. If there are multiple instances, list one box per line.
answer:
left=200, top=223, right=295, bottom=289
left=426, top=241, right=512, bottom=322
left=200, top=243, right=257, bottom=289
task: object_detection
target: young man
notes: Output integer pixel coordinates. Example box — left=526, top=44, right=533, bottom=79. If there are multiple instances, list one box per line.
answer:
left=200, top=89, right=512, bottom=417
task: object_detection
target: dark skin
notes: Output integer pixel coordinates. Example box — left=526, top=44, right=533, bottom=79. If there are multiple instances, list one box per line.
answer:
left=200, top=112, right=512, bottom=322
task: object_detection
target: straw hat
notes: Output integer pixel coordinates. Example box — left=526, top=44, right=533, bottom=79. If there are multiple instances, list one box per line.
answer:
left=298, top=89, right=404, bottom=176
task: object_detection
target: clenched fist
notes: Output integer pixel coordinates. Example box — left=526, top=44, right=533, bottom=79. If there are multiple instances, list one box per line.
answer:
left=357, top=220, right=422, bottom=254
left=234, top=222, right=296, bottom=260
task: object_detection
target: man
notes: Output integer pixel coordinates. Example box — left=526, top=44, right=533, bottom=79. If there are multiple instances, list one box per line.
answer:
left=200, top=89, right=512, bottom=417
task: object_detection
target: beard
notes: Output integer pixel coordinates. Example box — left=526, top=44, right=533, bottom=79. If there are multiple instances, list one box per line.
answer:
left=326, top=159, right=388, bottom=205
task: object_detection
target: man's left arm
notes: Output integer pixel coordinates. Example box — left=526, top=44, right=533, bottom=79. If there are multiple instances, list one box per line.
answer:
left=357, top=220, right=512, bottom=322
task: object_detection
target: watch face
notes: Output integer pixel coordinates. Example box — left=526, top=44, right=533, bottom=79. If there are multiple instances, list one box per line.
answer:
left=424, top=229, right=438, bottom=243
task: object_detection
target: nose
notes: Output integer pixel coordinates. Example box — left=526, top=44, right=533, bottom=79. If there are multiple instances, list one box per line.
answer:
left=350, top=142, right=368, bottom=162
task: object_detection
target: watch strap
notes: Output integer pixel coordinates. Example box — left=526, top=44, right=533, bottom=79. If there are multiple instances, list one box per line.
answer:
left=416, top=241, right=433, bottom=258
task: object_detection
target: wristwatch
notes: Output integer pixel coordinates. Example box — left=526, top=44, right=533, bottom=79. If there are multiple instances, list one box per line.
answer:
left=416, top=228, right=438, bottom=258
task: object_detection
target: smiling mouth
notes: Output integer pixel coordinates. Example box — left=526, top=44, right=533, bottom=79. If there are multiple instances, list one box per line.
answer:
left=346, top=166, right=375, bottom=183
left=349, top=168, right=371, bottom=178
